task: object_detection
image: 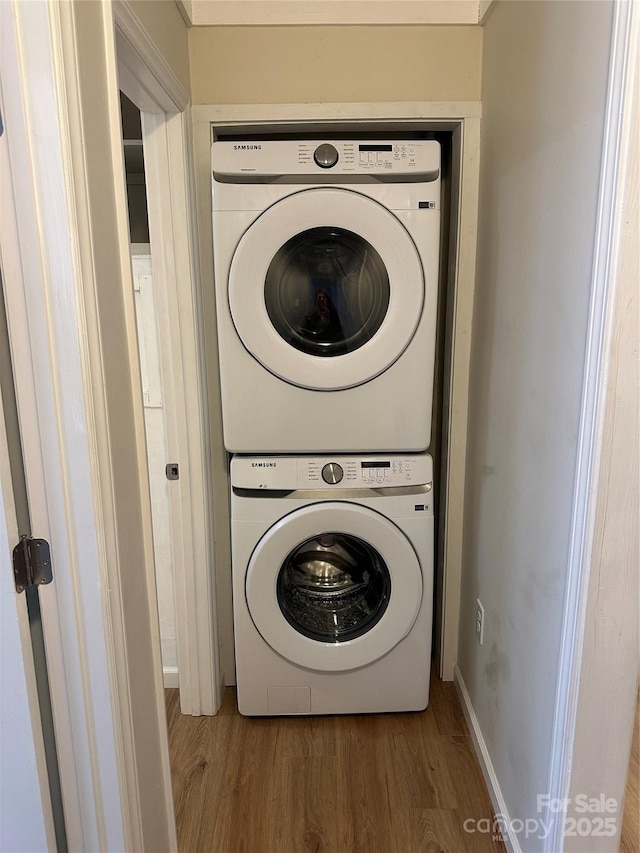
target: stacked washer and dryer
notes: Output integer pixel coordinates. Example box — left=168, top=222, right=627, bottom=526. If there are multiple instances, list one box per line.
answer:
left=211, top=139, right=441, bottom=715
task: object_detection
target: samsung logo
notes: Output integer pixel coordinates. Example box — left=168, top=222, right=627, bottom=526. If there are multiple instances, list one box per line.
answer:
left=251, top=462, right=276, bottom=468
left=234, top=144, right=262, bottom=150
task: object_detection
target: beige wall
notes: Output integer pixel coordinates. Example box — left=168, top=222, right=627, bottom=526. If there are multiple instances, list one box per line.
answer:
left=128, top=0, right=191, bottom=95
left=188, top=26, right=482, bottom=104
left=458, top=0, right=614, bottom=841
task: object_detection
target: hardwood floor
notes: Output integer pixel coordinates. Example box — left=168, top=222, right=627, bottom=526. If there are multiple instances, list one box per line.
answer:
left=166, top=672, right=506, bottom=852
left=620, top=687, right=639, bottom=853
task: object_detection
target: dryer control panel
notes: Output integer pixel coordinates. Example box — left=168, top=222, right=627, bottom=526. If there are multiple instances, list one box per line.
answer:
left=212, top=140, right=440, bottom=180
left=232, top=454, right=433, bottom=490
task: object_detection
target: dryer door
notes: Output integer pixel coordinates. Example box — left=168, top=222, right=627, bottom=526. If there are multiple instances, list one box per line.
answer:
left=228, top=188, right=424, bottom=390
left=245, top=502, right=423, bottom=672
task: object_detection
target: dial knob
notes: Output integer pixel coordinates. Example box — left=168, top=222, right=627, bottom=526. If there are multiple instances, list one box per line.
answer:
left=314, top=143, right=339, bottom=169
left=322, top=462, right=344, bottom=484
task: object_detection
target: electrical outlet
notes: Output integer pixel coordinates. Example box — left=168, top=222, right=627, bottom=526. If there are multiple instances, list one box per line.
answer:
left=476, top=599, right=485, bottom=646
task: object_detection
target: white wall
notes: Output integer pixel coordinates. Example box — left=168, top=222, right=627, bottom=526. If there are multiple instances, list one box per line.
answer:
left=458, top=1, right=614, bottom=850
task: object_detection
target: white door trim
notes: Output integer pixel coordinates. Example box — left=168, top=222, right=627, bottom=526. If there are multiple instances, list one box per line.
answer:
left=113, top=0, right=189, bottom=113
left=0, top=141, right=56, bottom=853
left=0, top=405, right=54, bottom=852
left=194, top=101, right=481, bottom=124
left=114, top=0, right=220, bottom=715
left=141, top=109, right=221, bottom=714
left=1, top=2, right=138, bottom=849
left=438, top=115, right=481, bottom=681
left=1, top=0, right=194, bottom=848
left=192, top=101, right=482, bottom=681
left=544, top=2, right=639, bottom=850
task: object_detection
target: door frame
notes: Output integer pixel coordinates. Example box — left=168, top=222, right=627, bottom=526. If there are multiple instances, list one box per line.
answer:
left=114, top=0, right=220, bottom=716
left=1, top=0, right=208, bottom=848
left=0, top=144, right=56, bottom=852
left=1, top=3, right=141, bottom=848
left=545, top=2, right=639, bottom=849
left=193, top=101, right=482, bottom=681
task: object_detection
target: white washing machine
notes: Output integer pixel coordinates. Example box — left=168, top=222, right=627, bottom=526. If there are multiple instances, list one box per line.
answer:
left=231, top=453, right=434, bottom=716
left=212, top=140, right=441, bottom=453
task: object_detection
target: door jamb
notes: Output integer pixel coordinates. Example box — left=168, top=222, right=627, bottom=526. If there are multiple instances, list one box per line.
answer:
left=0, top=134, right=57, bottom=853
left=1, top=2, right=141, bottom=848
left=114, top=1, right=221, bottom=715
left=544, top=2, right=639, bottom=849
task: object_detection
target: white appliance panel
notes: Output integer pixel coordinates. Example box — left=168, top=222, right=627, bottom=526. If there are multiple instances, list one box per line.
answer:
left=231, top=453, right=434, bottom=716
left=228, top=188, right=425, bottom=391
left=212, top=139, right=440, bottom=178
left=212, top=139, right=441, bottom=453
left=231, top=452, right=432, bottom=490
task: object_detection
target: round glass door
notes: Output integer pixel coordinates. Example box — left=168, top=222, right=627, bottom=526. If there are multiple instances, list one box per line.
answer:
left=229, top=188, right=425, bottom=391
left=276, top=532, right=391, bottom=642
left=265, top=228, right=390, bottom=358
left=245, top=501, right=423, bottom=672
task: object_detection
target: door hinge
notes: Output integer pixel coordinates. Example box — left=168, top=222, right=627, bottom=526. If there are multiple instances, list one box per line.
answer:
left=13, top=535, right=53, bottom=593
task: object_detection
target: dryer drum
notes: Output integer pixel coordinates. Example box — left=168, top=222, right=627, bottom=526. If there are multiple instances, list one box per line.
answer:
left=264, top=227, right=390, bottom=358
left=276, top=532, right=392, bottom=643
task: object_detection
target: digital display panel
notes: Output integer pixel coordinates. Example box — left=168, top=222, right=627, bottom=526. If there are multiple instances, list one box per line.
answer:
left=358, top=145, right=393, bottom=152
left=361, top=461, right=391, bottom=468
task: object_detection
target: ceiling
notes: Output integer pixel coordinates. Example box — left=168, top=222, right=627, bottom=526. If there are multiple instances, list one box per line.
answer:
left=178, top=0, right=492, bottom=27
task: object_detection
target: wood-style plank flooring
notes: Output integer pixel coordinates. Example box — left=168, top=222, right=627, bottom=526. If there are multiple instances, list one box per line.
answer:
left=620, top=687, right=639, bottom=853
left=166, top=671, right=506, bottom=852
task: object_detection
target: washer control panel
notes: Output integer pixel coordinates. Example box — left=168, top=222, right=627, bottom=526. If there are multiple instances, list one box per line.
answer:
left=212, top=140, right=440, bottom=179
left=231, top=454, right=433, bottom=490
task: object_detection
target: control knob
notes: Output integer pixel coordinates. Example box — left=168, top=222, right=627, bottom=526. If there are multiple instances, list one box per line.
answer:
left=314, top=143, right=339, bottom=169
left=322, top=462, right=344, bottom=484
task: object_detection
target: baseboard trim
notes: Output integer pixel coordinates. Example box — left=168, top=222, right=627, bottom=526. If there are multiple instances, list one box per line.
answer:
left=454, top=665, right=522, bottom=853
left=163, top=667, right=179, bottom=689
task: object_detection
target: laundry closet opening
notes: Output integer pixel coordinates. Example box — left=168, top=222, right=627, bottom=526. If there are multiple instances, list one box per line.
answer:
left=209, top=123, right=456, bottom=676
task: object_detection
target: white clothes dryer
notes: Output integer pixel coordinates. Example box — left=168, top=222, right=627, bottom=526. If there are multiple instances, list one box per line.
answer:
left=212, top=140, right=441, bottom=453
left=231, top=453, right=434, bottom=716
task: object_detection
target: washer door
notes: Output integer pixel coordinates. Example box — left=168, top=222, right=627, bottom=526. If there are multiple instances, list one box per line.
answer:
left=229, top=188, right=424, bottom=390
left=245, top=502, right=423, bottom=672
